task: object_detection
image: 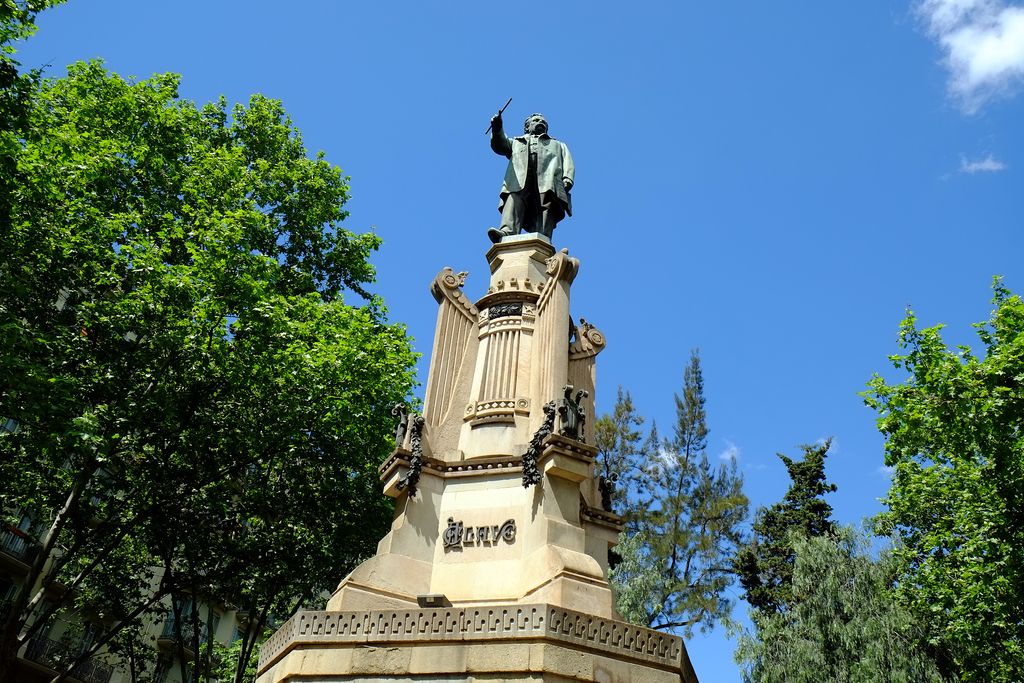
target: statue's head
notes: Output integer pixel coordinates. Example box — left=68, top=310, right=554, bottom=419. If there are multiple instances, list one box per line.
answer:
left=524, top=113, right=548, bottom=135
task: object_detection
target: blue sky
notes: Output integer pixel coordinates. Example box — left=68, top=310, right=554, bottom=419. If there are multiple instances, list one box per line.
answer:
left=16, top=2, right=1024, bottom=680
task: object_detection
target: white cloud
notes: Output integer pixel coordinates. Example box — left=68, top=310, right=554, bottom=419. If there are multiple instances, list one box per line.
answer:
left=919, top=0, right=1024, bottom=111
left=960, top=153, right=1008, bottom=171
left=878, top=465, right=896, bottom=477
left=646, top=447, right=679, bottom=473
left=719, top=441, right=740, bottom=463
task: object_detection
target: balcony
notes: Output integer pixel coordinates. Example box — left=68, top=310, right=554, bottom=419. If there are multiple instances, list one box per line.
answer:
left=24, top=635, right=114, bottom=683
left=0, top=524, right=40, bottom=566
left=157, top=617, right=210, bottom=656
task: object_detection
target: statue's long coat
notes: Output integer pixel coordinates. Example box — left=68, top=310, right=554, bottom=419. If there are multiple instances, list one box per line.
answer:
left=491, top=133, right=574, bottom=216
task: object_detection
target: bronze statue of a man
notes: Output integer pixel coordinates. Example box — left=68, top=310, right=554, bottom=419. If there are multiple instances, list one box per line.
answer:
left=487, top=112, right=575, bottom=243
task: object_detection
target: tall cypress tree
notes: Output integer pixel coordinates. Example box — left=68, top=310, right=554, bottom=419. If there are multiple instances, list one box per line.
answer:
left=735, top=440, right=837, bottom=615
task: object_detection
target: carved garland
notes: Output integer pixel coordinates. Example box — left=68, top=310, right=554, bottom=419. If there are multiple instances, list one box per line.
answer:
left=487, top=302, right=523, bottom=319
left=522, top=401, right=556, bottom=487
left=397, top=414, right=425, bottom=496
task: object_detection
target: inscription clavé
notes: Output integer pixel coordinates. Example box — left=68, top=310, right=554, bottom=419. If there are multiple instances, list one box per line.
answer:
left=442, top=518, right=516, bottom=550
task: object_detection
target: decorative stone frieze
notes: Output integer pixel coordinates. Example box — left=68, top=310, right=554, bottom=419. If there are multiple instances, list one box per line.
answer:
left=462, top=397, right=531, bottom=424
left=379, top=449, right=525, bottom=486
left=258, top=604, right=695, bottom=682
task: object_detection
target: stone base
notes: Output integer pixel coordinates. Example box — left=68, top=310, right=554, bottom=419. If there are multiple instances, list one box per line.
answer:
left=257, top=604, right=698, bottom=683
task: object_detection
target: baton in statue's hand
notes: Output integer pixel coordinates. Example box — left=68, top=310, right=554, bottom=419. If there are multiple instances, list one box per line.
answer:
left=485, top=97, right=513, bottom=134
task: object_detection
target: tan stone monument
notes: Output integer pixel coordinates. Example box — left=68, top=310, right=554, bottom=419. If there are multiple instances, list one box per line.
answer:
left=256, top=124, right=699, bottom=683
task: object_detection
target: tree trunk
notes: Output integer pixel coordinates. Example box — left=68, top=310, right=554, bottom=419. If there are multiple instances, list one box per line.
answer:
left=0, top=463, right=95, bottom=683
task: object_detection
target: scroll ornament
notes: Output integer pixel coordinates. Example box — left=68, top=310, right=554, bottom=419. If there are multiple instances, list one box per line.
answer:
left=570, top=317, right=606, bottom=357
left=430, top=267, right=478, bottom=319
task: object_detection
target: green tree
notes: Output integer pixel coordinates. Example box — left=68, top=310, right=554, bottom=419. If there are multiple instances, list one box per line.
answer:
left=0, top=60, right=416, bottom=683
left=734, top=440, right=837, bottom=615
left=608, top=350, right=749, bottom=634
left=593, top=387, right=646, bottom=515
left=1, top=1, right=66, bottom=235
left=735, top=528, right=950, bottom=683
left=205, top=638, right=259, bottom=683
left=865, top=280, right=1024, bottom=682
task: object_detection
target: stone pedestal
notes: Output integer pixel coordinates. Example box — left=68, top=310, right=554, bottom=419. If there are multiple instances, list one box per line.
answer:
left=256, top=234, right=699, bottom=683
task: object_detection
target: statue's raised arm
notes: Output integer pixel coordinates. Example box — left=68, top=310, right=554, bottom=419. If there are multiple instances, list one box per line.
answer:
left=487, top=112, right=574, bottom=244
left=489, top=112, right=513, bottom=158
